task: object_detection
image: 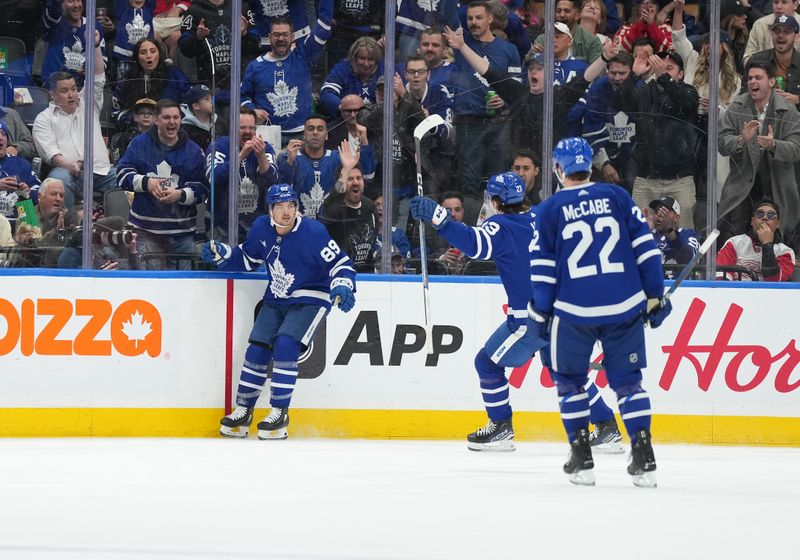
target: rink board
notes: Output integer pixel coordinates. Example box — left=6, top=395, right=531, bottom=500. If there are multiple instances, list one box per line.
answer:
left=0, top=271, right=798, bottom=445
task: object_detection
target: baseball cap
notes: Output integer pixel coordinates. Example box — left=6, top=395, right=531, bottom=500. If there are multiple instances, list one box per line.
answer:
left=133, top=98, right=157, bottom=112
left=656, top=49, right=684, bottom=71
left=771, top=14, right=800, bottom=33
left=523, top=51, right=545, bottom=68
left=376, top=74, right=385, bottom=87
left=554, top=22, right=572, bottom=40
left=0, top=121, right=9, bottom=140
left=754, top=198, right=780, bottom=218
left=649, top=196, right=681, bottom=215
left=184, top=84, right=212, bottom=106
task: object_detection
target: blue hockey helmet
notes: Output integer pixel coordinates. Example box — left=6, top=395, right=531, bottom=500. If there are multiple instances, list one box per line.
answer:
left=485, top=172, right=526, bottom=205
left=552, top=137, right=593, bottom=176
left=266, top=183, right=298, bottom=206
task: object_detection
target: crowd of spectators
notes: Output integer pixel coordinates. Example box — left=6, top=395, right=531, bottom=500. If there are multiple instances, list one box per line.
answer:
left=0, top=0, right=796, bottom=281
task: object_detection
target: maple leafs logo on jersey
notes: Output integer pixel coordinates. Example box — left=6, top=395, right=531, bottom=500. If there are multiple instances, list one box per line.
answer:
left=299, top=183, right=327, bottom=219
left=126, top=12, right=151, bottom=46
left=266, top=81, right=299, bottom=118
left=146, top=160, right=180, bottom=190
left=63, top=38, right=85, bottom=72
left=214, top=24, right=230, bottom=46
left=606, top=111, right=636, bottom=147
left=418, top=0, right=440, bottom=11
left=268, top=258, right=295, bottom=298
left=258, top=0, right=289, bottom=17
left=121, top=310, right=153, bottom=349
left=239, top=175, right=259, bottom=214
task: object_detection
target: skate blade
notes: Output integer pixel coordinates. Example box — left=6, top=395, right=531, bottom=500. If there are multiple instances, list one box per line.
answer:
left=467, top=440, right=516, bottom=452
left=220, top=425, right=250, bottom=438
left=568, top=469, right=596, bottom=486
left=257, top=427, right=288, bottom=440
left=631, top=471, right=657, bottom=488
left=592, top=441, right=626, bottom=454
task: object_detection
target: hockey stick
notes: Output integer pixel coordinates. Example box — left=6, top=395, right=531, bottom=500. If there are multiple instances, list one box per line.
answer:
left=205, top=37, right=217, bottom=241
left=647, top=228, right=720, bottom=312
left=413, top=113, right=445, bottom=354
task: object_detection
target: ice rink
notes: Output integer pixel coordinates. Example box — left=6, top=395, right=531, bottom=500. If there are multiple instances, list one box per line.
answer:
left=0, top=437, right=796, bottom=560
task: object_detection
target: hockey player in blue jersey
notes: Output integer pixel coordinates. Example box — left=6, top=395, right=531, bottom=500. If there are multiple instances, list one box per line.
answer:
left=202, top=183, right=356, bottom=440
left=530, top=137, right=672, bottom=487
left=410, top=172, right=548, bottom=451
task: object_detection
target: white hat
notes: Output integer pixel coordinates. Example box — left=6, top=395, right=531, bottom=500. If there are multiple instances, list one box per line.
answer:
left=554, top=22, right=573, bottom=40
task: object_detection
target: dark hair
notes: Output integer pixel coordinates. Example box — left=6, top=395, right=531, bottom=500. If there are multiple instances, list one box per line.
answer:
left=119, top=38, right=173, bottom=111
left=754, top=197, right=780, bottom=217
left=631, top=37, right=656, bottom=53
left=305, top=114, right=328, bottom=125
left=609, top=50, right=634, bottom=68
left=512, top=148, right=541, bottom=167
left=270, top=16, right=292, bottom=31
left=334, top=162, right=363, bottom=183
left=746, top=59, right=776, bottom=79
left=240, top=107, right=258, bottom=120
left=498, top=199, right=532, bottom=214
left=155, top=98, right=180, bottom=115
left=420, top=26, right=444, bottom=38
left=48, top=71, right=75, bottom=90
left=559, top=0, right=582, bottom=10
left=466, top=0, right=491, bottom=13
left=405, top=54, right=428, bottom=71
left=437, top=191, right=464, bottom=204
left=566, top=170, right=592, bottom=181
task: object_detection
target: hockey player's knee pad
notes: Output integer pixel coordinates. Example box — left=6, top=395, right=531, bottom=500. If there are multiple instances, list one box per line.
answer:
left=474, top=348, right=504, bottom=381
left=273, top=335, right=301, bottom=362
left=550, top=371, right=589, bottom=397
left=606, top=370, right=643, bottom=394
left=247, top=338, right=273, bottom=351
left=244, top=341, right=273, bottom=366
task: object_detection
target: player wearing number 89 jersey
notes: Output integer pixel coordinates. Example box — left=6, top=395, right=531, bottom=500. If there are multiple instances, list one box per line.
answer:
left=201, top=184, right=356, bottom=440
left=531, top=137, right=671, bottom=487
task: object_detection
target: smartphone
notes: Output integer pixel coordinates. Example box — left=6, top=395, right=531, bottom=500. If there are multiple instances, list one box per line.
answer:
left=96, top=7, right=107, bottom=18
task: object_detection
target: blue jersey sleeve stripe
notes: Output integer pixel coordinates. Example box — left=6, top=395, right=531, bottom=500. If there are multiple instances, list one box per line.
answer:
left=636, top=248, right=661, bottom=265
left=531, top=274, right=556, bottom=284
left=530, top=258, right=556, bottom=267
left=631, top=234, right=653, bottom=248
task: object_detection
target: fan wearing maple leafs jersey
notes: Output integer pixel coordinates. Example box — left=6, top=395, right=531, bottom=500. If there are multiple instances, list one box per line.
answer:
left=117, top=99, right=208, bottom=269
left=41, top=0, right=107, bottom=88
left=241, top=0, right=333, bottom=141
left=247, top=0, right=310, bottom=50
left=203, top=183, right=356, bottom=440
left=206, top=108, right=279, bottom=239
left=111, top=0, right=156, bottom=70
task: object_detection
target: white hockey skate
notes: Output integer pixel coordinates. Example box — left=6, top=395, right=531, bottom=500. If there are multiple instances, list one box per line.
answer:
left=219, top=406, right=253, bottom=438
left=257, top=407, right=289, bottom=440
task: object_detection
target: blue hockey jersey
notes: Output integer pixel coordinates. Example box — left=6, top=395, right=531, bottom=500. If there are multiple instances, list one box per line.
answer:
left=117, top=127, right=208, bottom=234
left=111, top=0, right=155, bottom=60
left=320, top=59, right=385, bottom=117
left=531, top=182, right=665, bottom=325
left=451, top=35, right=521, bottom=116
left=41, top=0, right=107, bottom=88
left=429, top=62, right=454, bottom=92
left=554, top=58, right=589, bottom=86
left=241, top=0, right=332, bottom=134
left=276, top=145, right=376, bottom=219
left=219, top=214, right=357, bottom=308
left=581, top=76, right=643, bottom=168
left=0, top=155, right=41, bottom=218
left=206, top=135, right=279, bottom=230
left=396, top=0, right=459, bottom=38
left=436, top=211, right=535, bottom=319
left=653, top=228, right=700, bottom=266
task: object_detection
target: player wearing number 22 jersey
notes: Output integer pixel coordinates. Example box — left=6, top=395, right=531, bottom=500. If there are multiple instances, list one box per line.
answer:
left=531, top=137, right=671, bottom=487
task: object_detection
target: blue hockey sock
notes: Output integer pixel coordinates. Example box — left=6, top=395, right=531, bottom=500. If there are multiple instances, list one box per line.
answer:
left=585, top=379, right=615, bottom=424
left=475, top=350, right=512, bottom=422
left=616, top=384, right=652, bottom=439
left=556, top=382, right=591, bottom=442
left=269, top=335, right=300, bottom=409
left=236, top=342, right=273, bottom=408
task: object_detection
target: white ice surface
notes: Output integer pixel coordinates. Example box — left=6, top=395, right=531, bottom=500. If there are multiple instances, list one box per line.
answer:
left=0, top=438, right=796, bottom=560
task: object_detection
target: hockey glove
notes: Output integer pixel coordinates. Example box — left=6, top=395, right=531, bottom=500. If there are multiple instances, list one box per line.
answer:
left=331, top=285, right=356, bottom=313
left=646, top=298, right=672, bottom=329
left=527, top=302, right=551, bottom=343
left=410, top=196, right=449, bottom=230
left=201, top=241, right=232, bottom=267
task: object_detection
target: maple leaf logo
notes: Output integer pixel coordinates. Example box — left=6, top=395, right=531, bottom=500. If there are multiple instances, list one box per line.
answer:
left=418, top=0, right=440, bottom=11
left=605, top=111, right=635, bottom=147
left=266, top=81, right=299, bottom=118
left=238, top=176, right=258, bottom=214
left=126, top=12, right=151, bottom=45
left=121, top=310, right=152, bottom=349
left=258, top=0, right=289, bottom=17
left=146, top=160, right=180, bottom=190
left=299, top=183, right=327, bottom=219
left=268, top=258, right=295, bottom=298
left=63, top=38, right=86, bottom=72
